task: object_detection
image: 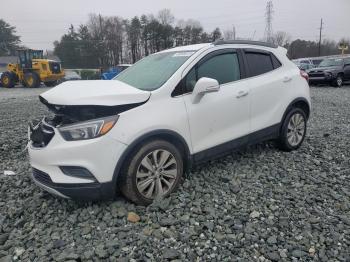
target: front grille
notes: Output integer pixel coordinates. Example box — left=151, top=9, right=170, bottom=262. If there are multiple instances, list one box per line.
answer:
left=29, top=118, right=55, bottom=148
left=32, top=168, right=53, bottom=186
left=49, top=62, right=61, bottom=74
left=308, top=70, right=325, bottom=78
left=309, top=72, right=324, bottom=77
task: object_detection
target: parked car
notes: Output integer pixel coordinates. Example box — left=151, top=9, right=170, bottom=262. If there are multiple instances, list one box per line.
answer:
left=101, top=64, right=132, bottom=80
left=61, top=70, right=81, bottom=82
left=293, top=58, right=314, bottom=67
left=309, top=58, right=324, bottom=67
left=294, top=62, right=314, bottom=71
left=28, top=40, right=311, bottom=205
left=293, top=57, right=325, bottom=68
left=307, top=56, right=350, bottom=87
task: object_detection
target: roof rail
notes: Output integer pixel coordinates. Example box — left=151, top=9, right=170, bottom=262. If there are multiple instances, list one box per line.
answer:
left=214, top=40, right=278, bottom=48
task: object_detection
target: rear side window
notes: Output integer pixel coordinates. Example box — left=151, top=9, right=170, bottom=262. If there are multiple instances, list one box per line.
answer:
left=185, top=53, right=241, bottom=92
left=271, top=54, right=282, bottom=69
left=245, top=52, right=274, bottom=77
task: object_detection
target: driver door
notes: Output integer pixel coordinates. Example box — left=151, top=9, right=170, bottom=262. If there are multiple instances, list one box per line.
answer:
left=182, top=50, right=250, bottom=158
left=344, top=57, right=350, bottom=80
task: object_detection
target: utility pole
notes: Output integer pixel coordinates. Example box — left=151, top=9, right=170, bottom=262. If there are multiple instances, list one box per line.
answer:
left=233, top=25, right=236, bottom=40
left=252, top=30, right=256, bottom=40
left=318, top=18, right=323, bottom=56
left=264, top=1, right=274, bottom=43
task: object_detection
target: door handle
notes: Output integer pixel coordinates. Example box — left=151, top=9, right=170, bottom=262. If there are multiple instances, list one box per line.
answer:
left=283, top=76, right=292, bottom=82
left=236, top=90, right=249, bottom=98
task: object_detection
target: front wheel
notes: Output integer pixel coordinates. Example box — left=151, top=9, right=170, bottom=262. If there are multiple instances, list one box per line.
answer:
left=277, top=108, right=307, bottom=152
left=119, top=140, right=184, bottom=205
left=24, top=72, right=40, bottom=88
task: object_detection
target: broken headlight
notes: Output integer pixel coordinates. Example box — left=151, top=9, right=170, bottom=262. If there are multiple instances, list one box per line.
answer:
left=58, top=115, right=119, bottom=141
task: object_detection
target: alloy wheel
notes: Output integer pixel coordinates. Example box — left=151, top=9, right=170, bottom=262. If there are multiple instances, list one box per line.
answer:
left=136, top=149, right=178, bottom=199
left=287, top=113, right=305, bottom=146
left=337, top=76, right=342, bottom=87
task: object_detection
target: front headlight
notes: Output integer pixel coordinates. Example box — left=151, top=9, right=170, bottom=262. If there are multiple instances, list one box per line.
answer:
left=325, top=71, right=333, bottom=76
left=58, top=115, right=119, bottom=141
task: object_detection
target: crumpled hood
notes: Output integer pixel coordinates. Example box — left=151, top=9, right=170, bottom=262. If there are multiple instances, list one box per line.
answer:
left=40, top=80, right=151, bottom=106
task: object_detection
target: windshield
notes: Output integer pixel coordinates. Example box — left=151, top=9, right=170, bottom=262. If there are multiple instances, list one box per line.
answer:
left=318, top=58, right=343, bottom=67
left=115, top=51, right=195, bottom=91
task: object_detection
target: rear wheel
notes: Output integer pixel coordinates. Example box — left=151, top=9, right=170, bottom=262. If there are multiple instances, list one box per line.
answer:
left=120, top=140, right=184, bottom=205
left=44, top=80, right=57, bottom=87
left=331, top=75, right=343, bottom=88
left=277, top=108, right=307, bottom=152
left=24, top=72, right=40, bottom=88
left=1, top=72, right=15, bottom=88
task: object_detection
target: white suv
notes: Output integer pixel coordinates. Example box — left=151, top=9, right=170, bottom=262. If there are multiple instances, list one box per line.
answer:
left=28, top=40, right=311, bottom=205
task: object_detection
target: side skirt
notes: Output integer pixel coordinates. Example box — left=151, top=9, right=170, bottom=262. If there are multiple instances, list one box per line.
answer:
left=192, top=123, right=280, bottom=165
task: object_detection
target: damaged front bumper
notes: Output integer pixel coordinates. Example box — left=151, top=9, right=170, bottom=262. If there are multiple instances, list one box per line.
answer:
left=28, top=117, right=127, bottom=200
left=31, top=167, right=115, bottom=200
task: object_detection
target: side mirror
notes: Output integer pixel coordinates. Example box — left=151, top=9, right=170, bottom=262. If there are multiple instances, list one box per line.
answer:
left=192, top=77, right=220, bottom=103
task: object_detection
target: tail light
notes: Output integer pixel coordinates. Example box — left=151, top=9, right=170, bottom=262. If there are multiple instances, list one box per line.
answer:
left=300, top=70, right=309, bottom=83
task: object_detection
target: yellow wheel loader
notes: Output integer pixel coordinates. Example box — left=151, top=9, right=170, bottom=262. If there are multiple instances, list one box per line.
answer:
left=0, top=49, right=65, bottom=88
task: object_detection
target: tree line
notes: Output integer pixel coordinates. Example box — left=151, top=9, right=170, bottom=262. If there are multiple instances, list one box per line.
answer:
left=53, top=10, right=222, bottom=69
left=0, top=12, right=349, bottom=69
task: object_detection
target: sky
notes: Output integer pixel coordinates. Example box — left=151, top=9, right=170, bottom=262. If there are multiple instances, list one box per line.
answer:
left=1, top=0, right=349, bottom=50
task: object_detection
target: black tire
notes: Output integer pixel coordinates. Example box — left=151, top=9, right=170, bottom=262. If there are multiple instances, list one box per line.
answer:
left=119, top=140, right=184, bottom=205
left=277, top=108, right=307, bottom=152
left=331, top=75, right=343, bottom=88
left=1, top=72, right=15, bottom=88
left=24, top=72, right=40, bottom=88
left=44, top=80, right=57, bottom=87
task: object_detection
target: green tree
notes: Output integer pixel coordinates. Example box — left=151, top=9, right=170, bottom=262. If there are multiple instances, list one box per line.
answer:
left=0, top=19, right=21, bottom=55
left=54, top=25, right=82, bottom=68
left=140, top=15, right=150, bottom=56
left=78, top=25, right=99, bottom=68
left=127, top=17, right=142, bottom=63
left=211, top=27, right=222, bottom=42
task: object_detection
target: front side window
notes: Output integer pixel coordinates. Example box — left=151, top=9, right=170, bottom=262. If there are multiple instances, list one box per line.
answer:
left=115, top=51, right=195, bottom=91
left=185, top=52, right=241, bottom=93
left=245, top=52, right=274, bottom=77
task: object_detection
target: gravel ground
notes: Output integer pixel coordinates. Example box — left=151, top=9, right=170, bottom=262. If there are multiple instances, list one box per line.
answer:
left=0, top=85, right=350, bottom=261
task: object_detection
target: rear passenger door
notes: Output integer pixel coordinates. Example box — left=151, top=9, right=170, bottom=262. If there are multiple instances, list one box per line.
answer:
left=243, top=49, right=287, bottom=133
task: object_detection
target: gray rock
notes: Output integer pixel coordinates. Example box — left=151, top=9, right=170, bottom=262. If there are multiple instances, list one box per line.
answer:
left=1, top=87, right=350, bottom=261
left=266, top=251, right=280, bottom=261
left=162, top=248, right=180, bottom=259
left=52, top=239, right=65, bottom=249
left=267, top=235, right=277, bottom=245
left=291, top=249, right=307, bottom=258
left=0, top=234, right=9, bottom=245
left=0, top=256, right=12, bottom=262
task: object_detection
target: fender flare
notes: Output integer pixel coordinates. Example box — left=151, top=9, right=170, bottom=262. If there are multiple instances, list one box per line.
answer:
left=280, top=97, right=311, bottom=127
left=110, top=129, right=192, bottom=192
